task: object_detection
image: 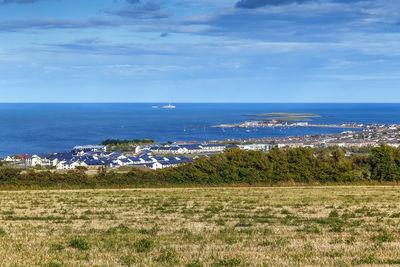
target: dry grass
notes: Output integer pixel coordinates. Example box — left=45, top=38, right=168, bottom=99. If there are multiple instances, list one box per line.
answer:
left=0, top=186, right=400, bottom=266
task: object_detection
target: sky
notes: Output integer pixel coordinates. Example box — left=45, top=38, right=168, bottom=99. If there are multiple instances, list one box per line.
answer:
left=0, top=0, right=399, bottom=103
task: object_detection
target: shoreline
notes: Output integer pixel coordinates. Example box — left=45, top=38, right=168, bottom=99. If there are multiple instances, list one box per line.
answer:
left=210, top=123, right=364, bottom=129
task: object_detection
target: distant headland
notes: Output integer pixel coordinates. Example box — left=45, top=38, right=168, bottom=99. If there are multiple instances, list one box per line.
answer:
left=245, top=112, right=321, bottom=121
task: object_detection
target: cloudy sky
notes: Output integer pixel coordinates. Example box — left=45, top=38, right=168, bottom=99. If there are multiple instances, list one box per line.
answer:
left=0, top=0, right=399, bottom=102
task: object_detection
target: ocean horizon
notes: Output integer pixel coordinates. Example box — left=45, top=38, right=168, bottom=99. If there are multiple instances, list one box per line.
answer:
left=1, top=103, right=400, bottom=157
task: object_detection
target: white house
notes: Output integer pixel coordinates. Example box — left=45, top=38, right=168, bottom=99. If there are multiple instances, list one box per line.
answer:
left=25, top=155, right=42, bottom=167
left=133, top=146, right=141, bottom=154
left=39, top=158, right=52, bottom=166
left=201, top=144, right=226, bottom=153
left=159, top=161, right=178, bottom=168
left=150, top=146, right=188, bottom=155
left=387, top=143, right=400, bottom=148
left=4, top=156, right=20, bottom=162
left=145, top=162, right=163, bottom=170
left=113, top=158, right=132, bottom=166
left=239, top=144, right=272, bottom=152
left=128, top=157, right=145, bottom=164
left=73, top=145, right=107, bottom=152
left=48, top=158, right=59, bottom=166
left=56, top=161, right=80, bottom=170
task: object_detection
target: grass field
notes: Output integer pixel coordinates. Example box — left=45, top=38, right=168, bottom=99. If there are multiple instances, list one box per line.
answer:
left=0, top=186, right=400, bottom=266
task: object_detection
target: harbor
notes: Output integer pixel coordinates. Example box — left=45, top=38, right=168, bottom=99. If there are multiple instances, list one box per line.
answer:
left=210, top=120, right=366, bottom=129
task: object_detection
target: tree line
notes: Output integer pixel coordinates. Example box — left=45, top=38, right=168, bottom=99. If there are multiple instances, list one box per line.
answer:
left=100, top=138, right=154, bottom=146
left=100, top=138, right=154, bottom=152
left=0, top=144, right=399, bottom=189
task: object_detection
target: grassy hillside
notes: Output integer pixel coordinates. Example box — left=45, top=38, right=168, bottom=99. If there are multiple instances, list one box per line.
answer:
left=0, top=186, right=399, bottom=266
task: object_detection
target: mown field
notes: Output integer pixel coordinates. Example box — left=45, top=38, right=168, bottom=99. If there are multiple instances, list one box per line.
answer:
left=0, top=186, right=400, bottom=266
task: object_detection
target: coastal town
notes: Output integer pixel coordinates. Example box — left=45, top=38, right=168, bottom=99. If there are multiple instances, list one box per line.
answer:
left=226, top=122, right=400, bottom=149
left=2, top=122, right=400, bottom=171
left=1, top=144, right=232, bottom=171
left=212, top=120, right=367, bottom=129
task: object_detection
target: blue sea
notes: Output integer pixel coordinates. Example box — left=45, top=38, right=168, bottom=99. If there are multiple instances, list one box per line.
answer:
left=1, top=103, right=400, bottom=157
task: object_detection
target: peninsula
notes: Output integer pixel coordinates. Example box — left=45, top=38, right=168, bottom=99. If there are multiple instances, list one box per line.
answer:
left=245, top=112, right=321, bottom=121
left=212, top=112, right=361, bottom=129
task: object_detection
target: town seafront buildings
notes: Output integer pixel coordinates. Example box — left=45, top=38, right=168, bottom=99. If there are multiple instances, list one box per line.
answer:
left=3, top=122, right=400, bottom=170
left=8, top=144, right=234, bottom=171
left=6, top=143, right=251, bottom=170
left=18, top=145, right=193, bottom=170
left=233, top=124, right=400, bottom=149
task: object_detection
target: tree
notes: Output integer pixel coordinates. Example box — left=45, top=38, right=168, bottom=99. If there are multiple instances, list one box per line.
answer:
left=369, top=144, right=400, bottom=182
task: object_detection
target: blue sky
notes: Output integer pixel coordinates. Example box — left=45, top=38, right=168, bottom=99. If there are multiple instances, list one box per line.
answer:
left=0, top=0, right=399, bottom=102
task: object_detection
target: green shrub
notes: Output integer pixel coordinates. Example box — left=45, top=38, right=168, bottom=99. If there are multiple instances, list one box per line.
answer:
left=187, top=260, right=203, bottom=267
left=68, top=237, right=90, bottom=250
left=2, top=144, right=400, bottom=189
left=371, top=230, right=394, bottom=244
left=47, top=261, right=63, bottom=267
left=297, top=225, right=321, bottom=234
left=133, top=238, right=154, bottom=253
left=355, top=254, right=377, bottom=265
left=51, top=243, right=65, bottom=251
left=329, top=210, right=339, bottom=218
left=212, top=257, right=242, bottom=267
left=346, top=236, right=356, bottom=244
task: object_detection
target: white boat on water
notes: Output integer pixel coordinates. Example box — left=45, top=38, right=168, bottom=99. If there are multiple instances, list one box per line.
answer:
left=152, top=106, right=159, bottom=108
left=162, top=103, right=176, bottom=109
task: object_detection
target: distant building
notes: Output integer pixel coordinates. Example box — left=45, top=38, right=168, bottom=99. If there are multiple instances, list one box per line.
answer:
left=73, top=145, right=106, bottom=152
left=294, top=122, right=309, bottom=127
left=239, top=144, right=272, bottom=152
left=145, top=162, right=163, bottom=170
left=25, top=155, right=42, bottom=167
left=56, top=161, right=80, bottom=170
left=4, top=156, right=21, bottom=162
left=201, top=144, right=226, bottom=153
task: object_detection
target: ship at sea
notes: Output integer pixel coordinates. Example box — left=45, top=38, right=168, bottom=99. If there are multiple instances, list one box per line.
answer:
left=162, top=103, right=176, bottom=109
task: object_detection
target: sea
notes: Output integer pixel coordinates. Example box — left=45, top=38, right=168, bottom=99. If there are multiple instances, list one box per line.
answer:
left=1, top=103, right=400, bottom=157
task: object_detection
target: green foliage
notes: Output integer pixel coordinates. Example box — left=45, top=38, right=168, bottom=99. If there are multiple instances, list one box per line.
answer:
left=2, top=144, right=400, bottom=188
left=212, top=257, right=242, bottom=267
left=47, top=261, right=63, bottom=267
left=50, top=243, right=65, bottom=251
left=355, top=254, right=377, bottom=265
left=158, top=147, right=366, bottom=184
left=371, top=229, right=394, bottom=244
left=133, top=238, right=154, bottom=253
left=187, top=260, right=204, bottom=267
left=297, top=225, right=321, bottom=234
left=68, top=237, right=90, bottom=250
left=328, top=210, right=339, bottom=218
left=100, top=138, right=154, bottom=146
left=101, top=138, right=154, bottom=152
left=370, top=144, right=400, bottom=181
left=346, top=236, right=356, bottom=245
left=75, top=166, right=88, bottom=172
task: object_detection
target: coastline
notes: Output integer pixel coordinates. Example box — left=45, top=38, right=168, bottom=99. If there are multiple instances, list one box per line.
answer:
left=2, top=103, right=400, bottom=157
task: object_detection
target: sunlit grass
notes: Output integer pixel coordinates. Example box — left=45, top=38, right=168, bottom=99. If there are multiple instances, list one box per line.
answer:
left=0, top=186, right=399, bottom=265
